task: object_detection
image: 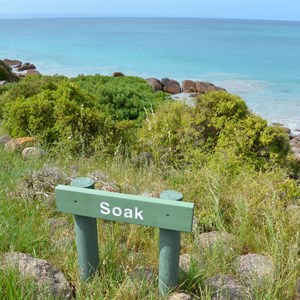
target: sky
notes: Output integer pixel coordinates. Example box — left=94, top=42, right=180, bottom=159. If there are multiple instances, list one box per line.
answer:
left=0, top=0, right=300, bottom=21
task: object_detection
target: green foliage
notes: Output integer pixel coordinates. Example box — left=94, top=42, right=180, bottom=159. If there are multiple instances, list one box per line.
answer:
left=216, top=114, right=290, bottom=167
left=0, top=60, right=19, bottom=82
left=138, top=91, right=292, bottom=169
left=73, top=74, right=169, bottom=123
left=3, top=80, right=113, bottom=154
left=1, top=75, right=168, bottom=155
left=0, top=75, right=65, bottom=118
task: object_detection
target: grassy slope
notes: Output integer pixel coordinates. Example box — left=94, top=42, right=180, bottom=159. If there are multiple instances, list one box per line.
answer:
left=0, top=147, right=300, bottom=299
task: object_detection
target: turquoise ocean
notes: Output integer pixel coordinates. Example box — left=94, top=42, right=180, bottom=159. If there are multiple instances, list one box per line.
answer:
left=1, top=17, right=300, bottom=132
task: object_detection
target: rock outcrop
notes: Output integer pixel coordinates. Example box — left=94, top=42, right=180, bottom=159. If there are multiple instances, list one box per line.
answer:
left=182, top=80, right=197, bottom=93
left=145, top=77, right=163, bottom=91
left=161, top=78, right=181, bottom=94
left=112, top=71, right=125, bottom=77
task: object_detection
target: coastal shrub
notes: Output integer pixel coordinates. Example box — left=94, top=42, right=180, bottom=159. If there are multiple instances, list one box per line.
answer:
left=0, top=75, right=65, bottom=118
left=3, top=81, right=120, bottom=154
left=1, top=75, right=168, bottom=155
left=137, top=101, right=197, bottom=165
left=73, top=74, right=169, bottom=123
left=216, top=114, right=290, bottom=167
left=137, top=91, right=291, bottom=168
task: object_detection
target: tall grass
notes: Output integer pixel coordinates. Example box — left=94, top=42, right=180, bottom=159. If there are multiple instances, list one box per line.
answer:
left=1, top=147, right=300, bottom=299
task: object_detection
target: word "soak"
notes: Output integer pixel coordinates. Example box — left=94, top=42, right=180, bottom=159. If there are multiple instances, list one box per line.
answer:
left=100, top=202, right=144, bottom=220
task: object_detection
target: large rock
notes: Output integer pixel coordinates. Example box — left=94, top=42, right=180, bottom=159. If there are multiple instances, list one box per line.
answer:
left=235, top=254, right=275, bottom=288
left=290, top=135, right=300, bottom=159
left=112, top=71, right=125, bottom=77
left=195, top=81, right=214, bottom=93
left=4, top=137, right=38, bottom=152
left=3, top=59, right=22, bottom=67
left=161, top=78, right=181, bottom=94
left=195, top=81, right=226, bottom=94
left=182, top=80, right=197, bottom=93
left=145, top=77, right=163, bottom=91
left=204, top=274, right=249, bottom=299
left=0, top=252, right=73, bottom=299
left=18, top=62, right=36, bottom=71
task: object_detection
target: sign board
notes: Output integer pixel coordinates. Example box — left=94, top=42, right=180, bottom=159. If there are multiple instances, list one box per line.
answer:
left=55, top=185, right=194, bottom=232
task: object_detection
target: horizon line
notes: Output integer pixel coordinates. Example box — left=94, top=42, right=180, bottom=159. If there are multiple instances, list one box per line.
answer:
left=0, top=15, right=300, bottom=23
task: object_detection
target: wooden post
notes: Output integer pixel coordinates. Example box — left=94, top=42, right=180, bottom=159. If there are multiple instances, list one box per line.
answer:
left=159, top=190, right=183, bottom=296
left=71, top=177, right=99, bottom=280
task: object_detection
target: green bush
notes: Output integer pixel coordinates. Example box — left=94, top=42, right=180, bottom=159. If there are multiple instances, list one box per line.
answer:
left=137, top=91, right=292, bottom=168
left=3, top=80, right=113, bottom=154
left=0, top=75, right=65, bottom=118
left=73, top=74, right=169, bottom=123
left=2, top=75, right=168, bottom=155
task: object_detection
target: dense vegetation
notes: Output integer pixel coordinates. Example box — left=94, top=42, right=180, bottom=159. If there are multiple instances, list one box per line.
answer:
left=0, top=60, right=19, bottom=82
left=0, top=74, right=300, bottom=299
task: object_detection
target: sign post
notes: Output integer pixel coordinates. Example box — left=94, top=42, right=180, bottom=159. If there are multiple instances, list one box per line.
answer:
left=159, top=190, right=183, bottom=296
left=71, top=178, right=99, bottom=280
left=55, top=177, right=194, bottom=295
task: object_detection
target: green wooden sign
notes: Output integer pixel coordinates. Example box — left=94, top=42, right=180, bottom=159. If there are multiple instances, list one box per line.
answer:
left=55, top=185, right=194, bottom=232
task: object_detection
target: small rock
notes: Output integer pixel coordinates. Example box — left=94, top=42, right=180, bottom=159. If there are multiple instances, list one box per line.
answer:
left=112, top=71, right=125, bottom=77
left=88, top=171, right=120, bottom=192
left=140, top=191, right=160, bottom=198
left=0, top=252, right=73, bottom=299
left=14, top=164, right=70, bottom=203
left=235, top=254, right=275, bottom=288
left=195, top=231, right=236, bottom=254
left=0, top=134, right=12, bottom=146
left=26, top=69, right=40, bottom=76
left=4, top=137, right=38, bottom=152
left=168, top=292, right=193, bottom=300
left=22, top=147, right=45, bottom=159
left=180, top=253, right=198, bottom=273
left=204, top=274, right=249, bottom=300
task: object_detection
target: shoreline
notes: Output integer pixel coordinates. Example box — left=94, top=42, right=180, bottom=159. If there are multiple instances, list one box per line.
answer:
left=2, top=58, right=300, bottom=137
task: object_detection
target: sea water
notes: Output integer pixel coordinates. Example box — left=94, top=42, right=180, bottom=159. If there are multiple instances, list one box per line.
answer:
left=0, top=17, right=299, bottom=131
